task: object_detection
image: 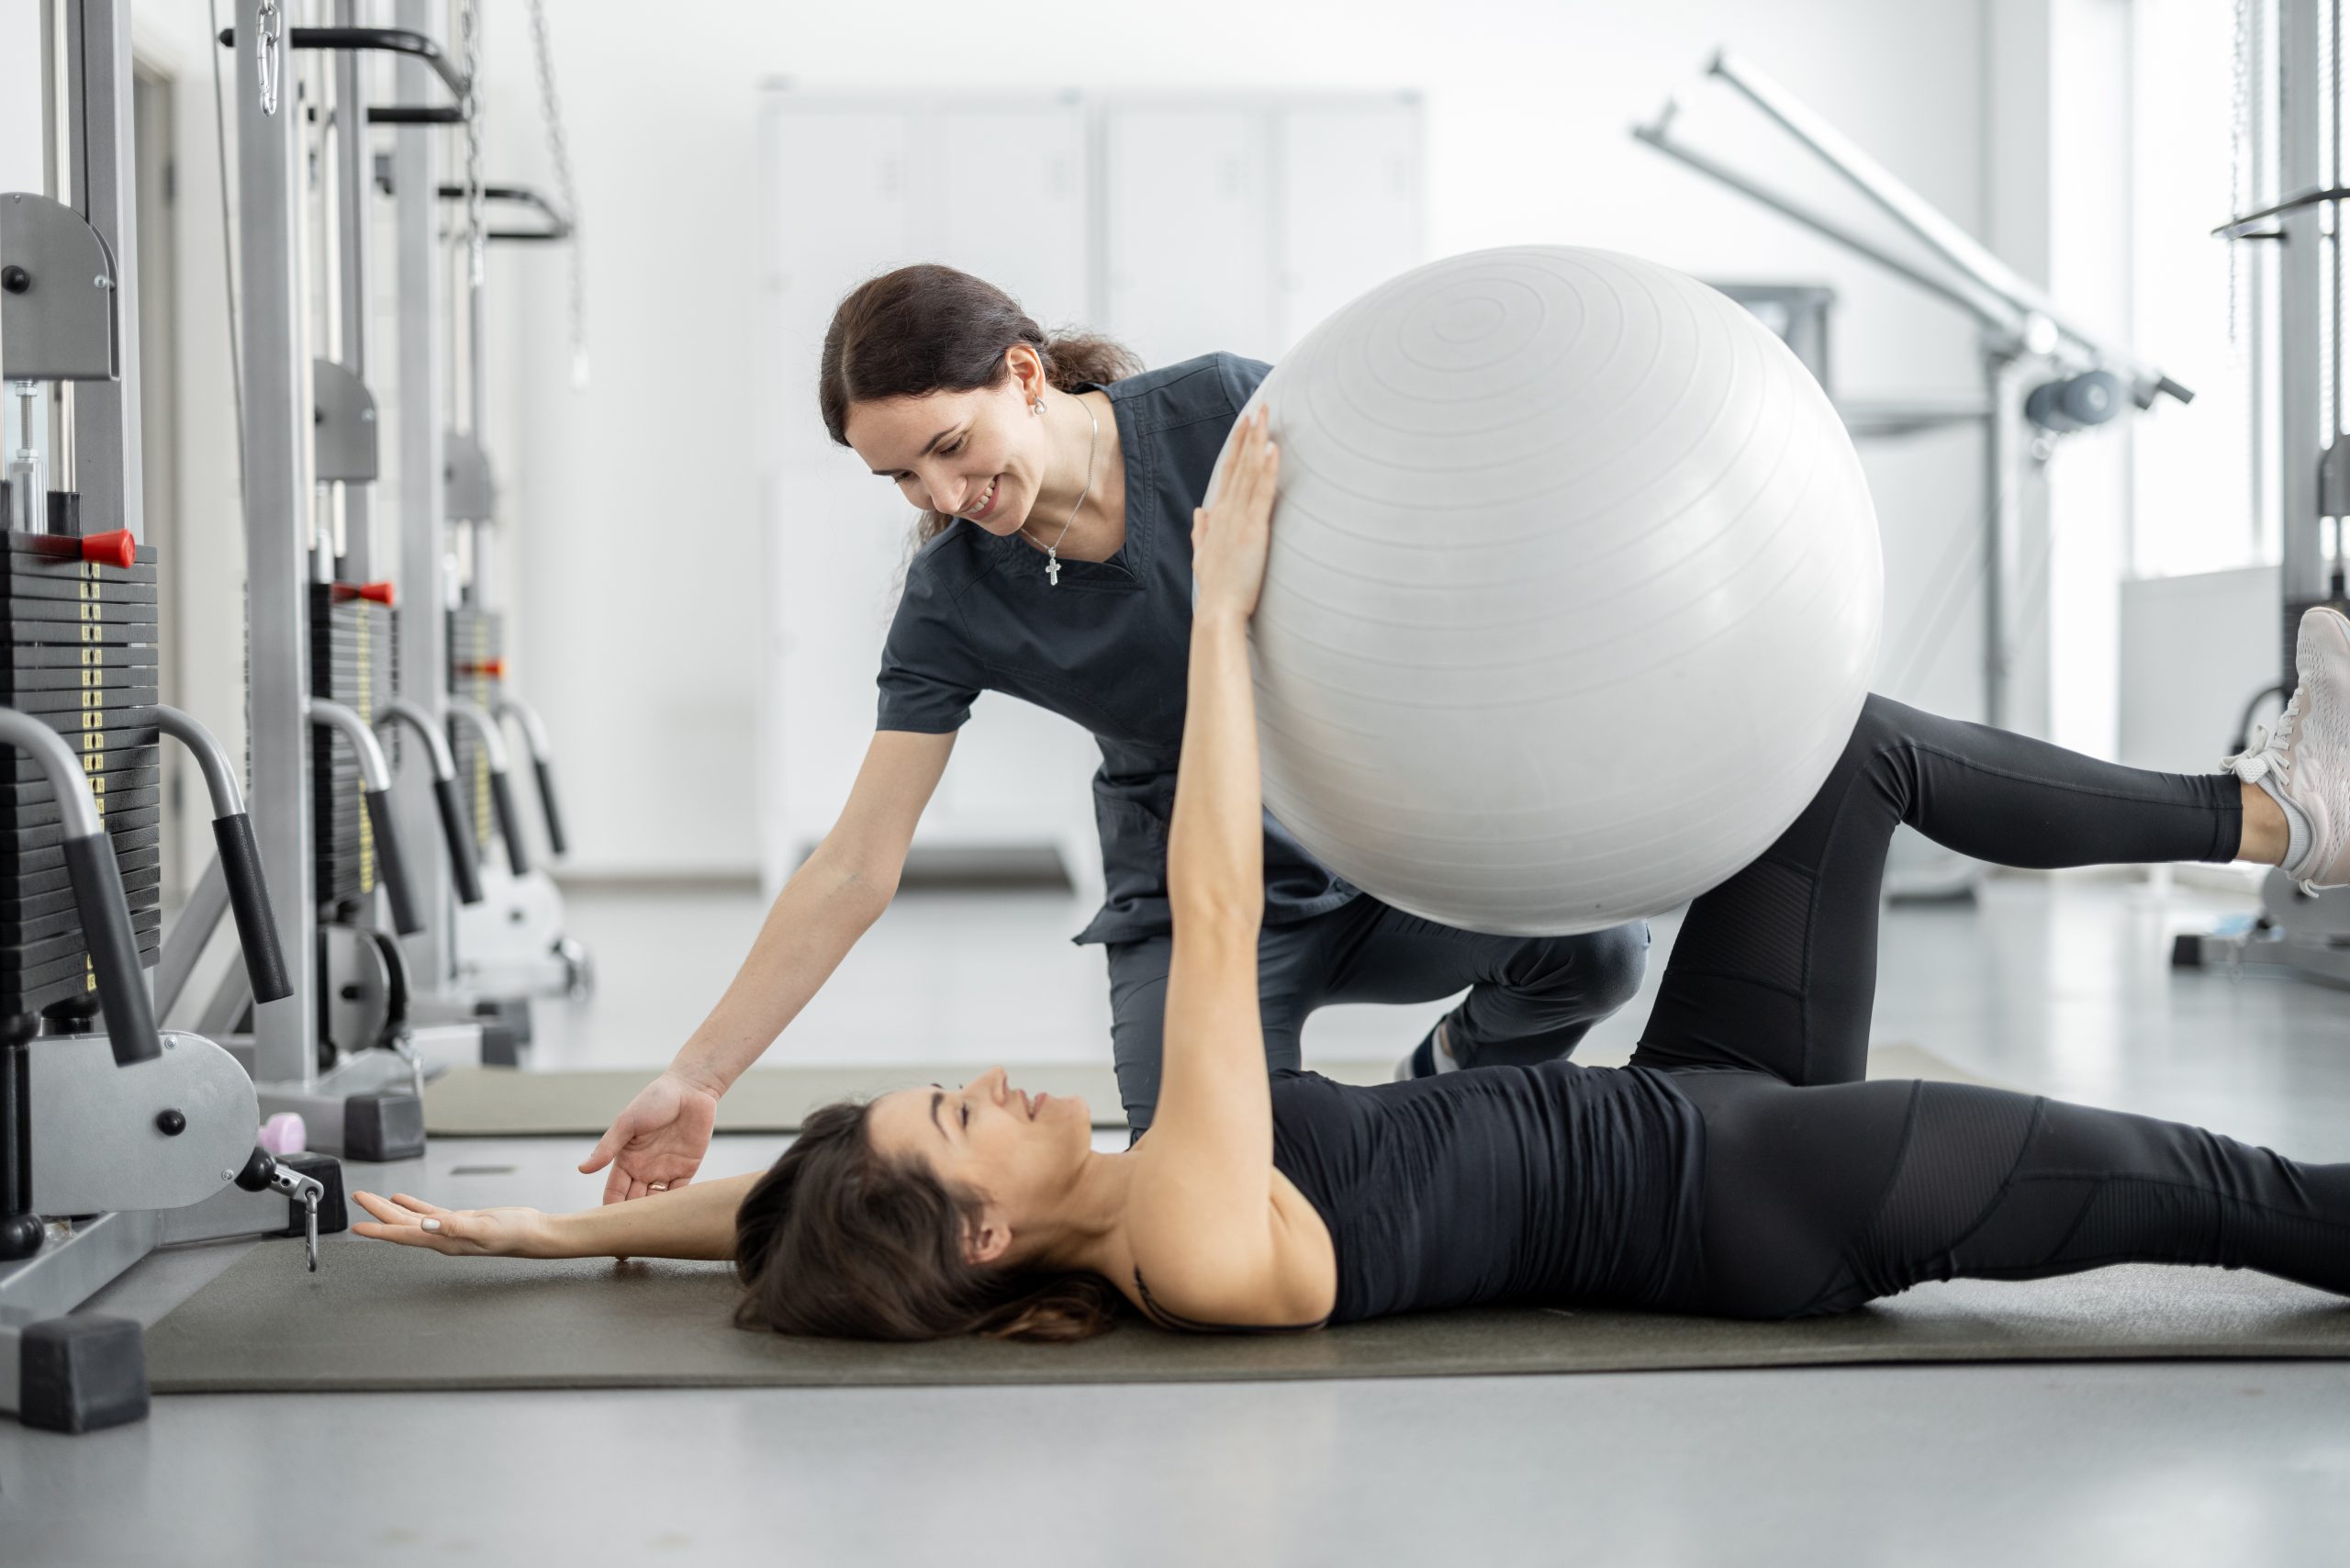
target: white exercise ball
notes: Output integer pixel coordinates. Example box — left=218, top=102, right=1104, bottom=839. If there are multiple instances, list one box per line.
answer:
left=1216, top=246, right=1884, bottom=936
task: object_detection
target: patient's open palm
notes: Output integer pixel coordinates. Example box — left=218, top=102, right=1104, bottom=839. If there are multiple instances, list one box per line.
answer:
left=352, top=1191, right=551, bottom=1258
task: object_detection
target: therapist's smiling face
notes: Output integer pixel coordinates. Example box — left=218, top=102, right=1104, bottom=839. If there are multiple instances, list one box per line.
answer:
left=845, top=353, right=1046, bottom=535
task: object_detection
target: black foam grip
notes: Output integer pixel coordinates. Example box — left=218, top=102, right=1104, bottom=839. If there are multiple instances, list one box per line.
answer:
left=489, top=769, right=532, bottom=877
left=433, top=775, right=487, bottom=904
left=364, top=789, right=425, bottom=935
left=64, top=832, right=162, bottom=1067
left=532, top=758, right=570, bottom=857
left=211, top=812, right=291, bottom=1002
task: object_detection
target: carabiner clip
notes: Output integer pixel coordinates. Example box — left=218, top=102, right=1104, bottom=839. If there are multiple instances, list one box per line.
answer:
left=256, top=0, right=284, bottom=117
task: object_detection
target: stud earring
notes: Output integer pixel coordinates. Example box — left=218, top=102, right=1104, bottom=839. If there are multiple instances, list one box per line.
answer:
left=1031, top=396, right=1046, bottom=416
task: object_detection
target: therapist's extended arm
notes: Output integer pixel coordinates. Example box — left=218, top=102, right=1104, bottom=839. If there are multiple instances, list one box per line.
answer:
left=581, top=728, right=955, bottom=1205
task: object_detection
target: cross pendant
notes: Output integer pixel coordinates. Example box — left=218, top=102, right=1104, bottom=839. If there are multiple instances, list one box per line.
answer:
left=1046, top=551, right=1061, bottom=588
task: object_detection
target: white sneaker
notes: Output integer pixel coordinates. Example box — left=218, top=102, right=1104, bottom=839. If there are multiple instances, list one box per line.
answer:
left=1391, top=1024, right=1459, bottom=1081
left=2224, top=606, right=2350, bottom=891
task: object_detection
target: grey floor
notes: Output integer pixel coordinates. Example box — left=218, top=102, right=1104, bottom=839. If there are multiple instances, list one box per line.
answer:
left=7, top=869, right=2350, bottom=1566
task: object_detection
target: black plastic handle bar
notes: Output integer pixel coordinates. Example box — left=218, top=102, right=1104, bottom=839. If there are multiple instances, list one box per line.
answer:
left=446, top=702, right=531, bottom=876
left=495, top=698, right=569, bottom=857
left=364, top=789, right=424, bottom=935
left=152, top=707, right=291, bottom=1004
left=532, top=760, right=570, bottom=858
left=376, top=699, right=486, bottom=904
left=435, top=183, right=574, bottom=242
left=2213, top=184, right=2350, bottom=241
left=308, top=700, right=424, bottom=937
left=488, top=771, right=532, bottom=879
left=0, top=711, right=160, bottom=1067
left=211, top=813, right=292, bottom=1002
left=216, top=26, right=469, bottom=105
left=434, top=777, right=488, bottom=902
left=370, top=106, right=464, bottom=126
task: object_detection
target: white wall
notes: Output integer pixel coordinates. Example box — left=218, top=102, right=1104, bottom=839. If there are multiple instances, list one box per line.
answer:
left=1986, top=0, right=2139, bottom=763
left=465, top=0, right=2007, bottom=879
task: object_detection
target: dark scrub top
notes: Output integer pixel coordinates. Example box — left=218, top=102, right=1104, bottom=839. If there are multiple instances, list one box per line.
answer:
left=873, top=352, right=1359, bottom=946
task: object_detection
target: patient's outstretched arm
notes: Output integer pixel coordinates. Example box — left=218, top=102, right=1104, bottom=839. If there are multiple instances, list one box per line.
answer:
left=353, top=1170, right=763, bottom=1262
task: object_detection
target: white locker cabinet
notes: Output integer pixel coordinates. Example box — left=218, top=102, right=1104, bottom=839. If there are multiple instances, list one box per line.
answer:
left=758, top=94, right=1100, bottom=896
left=1100, top=106, right=1278, bottom=368
left=1274, top=103, right=1426, bottom=348
left=1097, top=95, right=1425, bottom=365
left=757, top=90, right=1426, bottom=901
left=761, top=95, right=1091, bottom=464
left=759, top=106, right=915, bottom=392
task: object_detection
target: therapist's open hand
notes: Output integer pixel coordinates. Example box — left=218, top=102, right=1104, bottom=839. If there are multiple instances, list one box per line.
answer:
left=579, top=1069, right=721, bottom=1204
left=352, top=1190, right=556, bottom=1259
left=1192, top=405, right=1281, bottom=625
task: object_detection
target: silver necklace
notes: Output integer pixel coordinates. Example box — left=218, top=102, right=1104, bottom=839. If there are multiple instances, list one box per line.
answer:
left=1023, top=394, right=1098, bottom=588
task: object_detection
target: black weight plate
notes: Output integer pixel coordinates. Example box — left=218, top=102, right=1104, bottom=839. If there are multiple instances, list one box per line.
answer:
left=0, top=760, right=163, bottom=801
left=2, top=610, right=161, bottom=639
left=0, top=746, right=161, bottom=789
left=0, top=802, right=162, bottom=842
left=0, top=668, right=159, bottom=697
left=0, top=913, right=166, bottom=971
left=0, top=935, right=164, bottom=992
left=0, top=902, right=166, bottom=945
left=3, top=599, right=160, bottom=623
left=0, top=864, right=160, bottom=920
left=0, top=686, right=161, bottom=717
left=2, top=711, right=160, bottom=745
left=0, top=835, right=162, bottom=876
left=6, top=644, right=157, bottom=670
left=1, top=577, right=158, bottom=605
left=0, top=841, right=163, bottom=879
left=0, top=534, right=156, bottom=566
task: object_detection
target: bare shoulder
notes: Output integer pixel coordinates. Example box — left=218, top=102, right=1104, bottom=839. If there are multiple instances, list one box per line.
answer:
left=1117, top=1144, right=1339, bottom=1330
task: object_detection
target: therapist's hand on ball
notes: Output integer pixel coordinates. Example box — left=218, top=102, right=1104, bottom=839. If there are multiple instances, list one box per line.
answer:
left=1192, top=405, right=1280, bottom=623
left=579, top=1070, right=722, bottom=1205
left=352, top=1191, right=555, bottom=1258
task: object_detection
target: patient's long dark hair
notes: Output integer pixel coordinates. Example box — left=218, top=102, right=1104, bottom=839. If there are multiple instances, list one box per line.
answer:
left=733, top=1099, right=1125, bottom=1343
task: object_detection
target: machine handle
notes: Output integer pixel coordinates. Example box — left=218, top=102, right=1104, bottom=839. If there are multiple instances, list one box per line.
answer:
left=62, top=832, right=161, bottom=1068
left=211, top=812, right=291, bottom=1003
left=215, top=26, right=469, bottom=103
left=489, top=770, right=532, bottom=878
left=532, top=758, right=569, bottom=857
left=434, top=775, right=487, bottom=904
left=364, top=789, right=425, bottom=936
left=0, top=708, right=160, bottom=1065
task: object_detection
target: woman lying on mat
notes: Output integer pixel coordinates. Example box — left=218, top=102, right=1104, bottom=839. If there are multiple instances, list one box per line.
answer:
left=355, top=411, right=2350, bottom=1341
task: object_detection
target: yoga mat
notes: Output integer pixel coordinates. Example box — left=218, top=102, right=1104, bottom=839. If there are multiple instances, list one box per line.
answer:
left=420, top=1044, right=1995, bottom=1137
left=143, top=1242, right=2350, bottom=1394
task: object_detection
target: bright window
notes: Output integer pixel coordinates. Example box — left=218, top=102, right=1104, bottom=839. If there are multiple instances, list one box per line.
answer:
left=2128, top=0, right=2269, bottom=577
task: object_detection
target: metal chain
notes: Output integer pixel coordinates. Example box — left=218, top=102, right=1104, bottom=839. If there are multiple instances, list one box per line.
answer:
left=2230, top=0, right=2248, bottom=349
left=527, top=0, right=589, bottom=387
left=459, top=0, right=486, bottom=290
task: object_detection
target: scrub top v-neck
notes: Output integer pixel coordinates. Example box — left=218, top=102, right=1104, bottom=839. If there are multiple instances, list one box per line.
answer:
left=873, top=352, right=1359, bottom=946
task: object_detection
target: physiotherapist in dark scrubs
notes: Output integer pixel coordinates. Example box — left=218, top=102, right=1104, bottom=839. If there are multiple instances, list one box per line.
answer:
left=583, top=263, right=1650, bottom=1200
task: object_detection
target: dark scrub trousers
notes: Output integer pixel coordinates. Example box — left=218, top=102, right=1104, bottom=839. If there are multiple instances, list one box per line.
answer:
left=873, top=352, right=1651, bottom=1132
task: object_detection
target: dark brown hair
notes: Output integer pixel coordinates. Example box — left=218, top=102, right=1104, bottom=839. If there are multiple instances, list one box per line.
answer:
left=732, top=1098, right=1126, bottom=1343
left=819, top=264, right=1142, bottom=549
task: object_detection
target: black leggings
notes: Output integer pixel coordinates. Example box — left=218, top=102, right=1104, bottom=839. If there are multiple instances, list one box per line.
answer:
left=1628, top=695, right=2350, bottom=1317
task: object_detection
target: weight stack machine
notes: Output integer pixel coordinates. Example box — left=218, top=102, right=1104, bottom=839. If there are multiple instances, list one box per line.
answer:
left=0, top=526, right=161, bottom=1018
